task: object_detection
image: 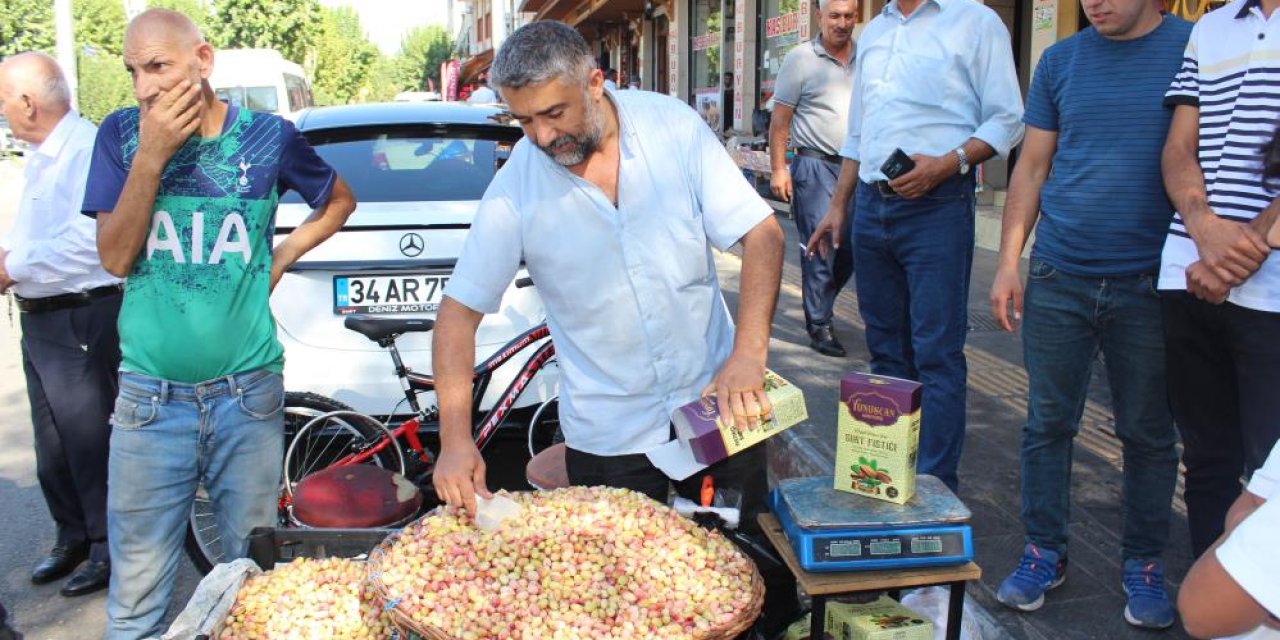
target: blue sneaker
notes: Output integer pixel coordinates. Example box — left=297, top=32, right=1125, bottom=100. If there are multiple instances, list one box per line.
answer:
left=1123, top=558, right=1175, bottom=629
left=996, top=543, right=1067, bottom=611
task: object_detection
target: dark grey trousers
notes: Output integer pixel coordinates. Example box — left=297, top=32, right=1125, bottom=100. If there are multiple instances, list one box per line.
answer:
left=20, top=292, right=122, bottom=562
left=790, top=154, right=854, bottom=331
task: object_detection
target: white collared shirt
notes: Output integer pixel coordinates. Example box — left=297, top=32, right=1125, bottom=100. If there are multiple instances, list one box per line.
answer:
left=840, top=0, right=1025, bottom=181
left=3, top=111, right=120, bottom=298
left=445, top=89, right=772, bottom=456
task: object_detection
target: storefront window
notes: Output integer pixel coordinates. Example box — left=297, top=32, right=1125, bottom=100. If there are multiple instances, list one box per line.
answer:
left=758, top=0, right=802, bottom=108
left=690, top=0, right=723, bottom=129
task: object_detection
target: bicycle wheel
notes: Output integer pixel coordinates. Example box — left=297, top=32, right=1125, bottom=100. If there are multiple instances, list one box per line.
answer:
left=527, top=396, right=564, bottom=457
left=183, top=392, right=400, bottom=574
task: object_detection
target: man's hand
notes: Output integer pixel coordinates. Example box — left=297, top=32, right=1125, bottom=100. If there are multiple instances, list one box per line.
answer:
left=431, top=438, right=492, bottom=517
left=770, top=167, right=793, bottom=202
left=806, top=206, right=847, bottom=260
left=1186, top=261, right=1232, bottom=304
left=1188, top=216, right=1270, bottom=286
left=137, top=80, right=201, bottom=164
left=989, top=264, right=1023, bottom=332
left=0, top=247, right=13, bottom=293
left=703, top=351, right=770, bottom=432
left=889, top=154, right=957, bottom=200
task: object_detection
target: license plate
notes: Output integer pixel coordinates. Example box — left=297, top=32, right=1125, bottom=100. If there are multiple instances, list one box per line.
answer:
left=333, top=273, right=449, bottom=315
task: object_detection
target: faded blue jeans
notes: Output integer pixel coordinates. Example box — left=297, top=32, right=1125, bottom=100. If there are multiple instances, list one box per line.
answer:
left=105, top=368, right=284, bottom=640
left=853, top=175, right=975, bottom=490
left=1019, top=259, right=1177, bottom=560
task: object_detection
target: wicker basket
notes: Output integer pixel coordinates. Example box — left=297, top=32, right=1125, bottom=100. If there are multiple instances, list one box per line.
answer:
left=366, top=518, right=765, bottom=640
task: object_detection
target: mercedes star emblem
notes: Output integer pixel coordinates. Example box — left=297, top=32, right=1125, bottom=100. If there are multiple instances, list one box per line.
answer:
left=399, top=232, right=425, bottom=257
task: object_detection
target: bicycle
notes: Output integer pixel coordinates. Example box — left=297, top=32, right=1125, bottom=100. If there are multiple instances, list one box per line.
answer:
left=184, top=278, right=561, bottom=573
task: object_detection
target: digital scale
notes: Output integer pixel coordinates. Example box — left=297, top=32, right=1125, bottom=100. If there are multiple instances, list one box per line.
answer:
left=769, top=475, right=974, bottom=573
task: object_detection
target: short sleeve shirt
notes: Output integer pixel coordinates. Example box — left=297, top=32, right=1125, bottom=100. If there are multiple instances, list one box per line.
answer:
left=772, top=38, right=855, bottom=156
left=1022, top=17, right=1191, bottom=277
left=82, top=105, right=336, bottom=383
left=444, top=89, right=773, bottom=456
left=1160, top=0, right=1280, bottom=311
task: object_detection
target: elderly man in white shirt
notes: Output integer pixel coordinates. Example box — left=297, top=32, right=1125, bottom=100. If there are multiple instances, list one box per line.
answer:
left=0, top=52, right=122, bottom=597
left=432, top=21, right=785, bottom=530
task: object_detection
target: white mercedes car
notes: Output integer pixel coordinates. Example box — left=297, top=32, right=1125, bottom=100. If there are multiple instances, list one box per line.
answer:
left=272, top=102, right=556, bottom=419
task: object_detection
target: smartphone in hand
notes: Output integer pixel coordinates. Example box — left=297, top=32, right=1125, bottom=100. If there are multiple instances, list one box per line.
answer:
left=880, top=148, right=916, bottom=180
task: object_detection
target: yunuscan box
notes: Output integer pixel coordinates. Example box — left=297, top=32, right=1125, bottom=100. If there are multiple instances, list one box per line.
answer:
left=673, top=370, right=808, bottom=465
left=834, top=372, right=921, bottom=504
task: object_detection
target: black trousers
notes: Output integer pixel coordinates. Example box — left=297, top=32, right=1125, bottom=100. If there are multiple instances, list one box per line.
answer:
left=1162, top=292, right=1280, bottom=557
left=565, top=435, right=769, bottom=535
left=19, top=292, right=122, bottom=562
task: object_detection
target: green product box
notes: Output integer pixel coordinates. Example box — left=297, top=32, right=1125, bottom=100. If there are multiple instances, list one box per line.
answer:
left=834, top=372, right=921, bottom=504
left=825, top=596, right=934, bottom=640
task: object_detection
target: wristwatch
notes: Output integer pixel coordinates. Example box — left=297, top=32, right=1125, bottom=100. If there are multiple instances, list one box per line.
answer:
left=954, top=146, right=971, bottom=175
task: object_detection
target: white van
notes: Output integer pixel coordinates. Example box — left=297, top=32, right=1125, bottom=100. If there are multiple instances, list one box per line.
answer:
left=210, top=49, right=313, bottom=119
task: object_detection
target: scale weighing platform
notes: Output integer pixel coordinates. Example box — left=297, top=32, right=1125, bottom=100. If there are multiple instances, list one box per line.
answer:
left=768, top=475, right=973, bottom=573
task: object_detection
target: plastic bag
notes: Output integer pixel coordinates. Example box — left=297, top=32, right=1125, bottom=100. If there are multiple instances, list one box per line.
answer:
left=900, top=586, right=1000, bottom=640
left=150, top=558, right=261, bottom=640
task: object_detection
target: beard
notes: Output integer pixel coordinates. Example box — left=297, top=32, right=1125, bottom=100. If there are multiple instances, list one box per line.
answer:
left=537, top=93, right=605, bottom=167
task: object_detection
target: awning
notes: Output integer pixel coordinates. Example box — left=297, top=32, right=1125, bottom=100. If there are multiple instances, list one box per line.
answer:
left=459, top=48, right=495, bottom=85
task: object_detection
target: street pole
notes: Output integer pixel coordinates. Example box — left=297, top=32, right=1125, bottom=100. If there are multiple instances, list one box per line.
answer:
left=54, top=0, right=77, bottom=110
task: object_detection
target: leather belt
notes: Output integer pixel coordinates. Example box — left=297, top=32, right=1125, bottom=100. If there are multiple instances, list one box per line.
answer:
left=15, top=284, right=124, bottom=314
left=794, top=148, right=843, bottom=164
left=873, top=180, right=897, bottom=197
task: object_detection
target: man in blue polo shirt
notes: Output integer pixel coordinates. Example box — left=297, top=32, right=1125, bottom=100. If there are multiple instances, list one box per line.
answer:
left=988, top=0, right=1190, bottom=627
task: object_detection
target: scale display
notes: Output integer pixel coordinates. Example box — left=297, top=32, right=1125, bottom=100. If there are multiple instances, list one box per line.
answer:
left=770, top=477, right=974, bottom=573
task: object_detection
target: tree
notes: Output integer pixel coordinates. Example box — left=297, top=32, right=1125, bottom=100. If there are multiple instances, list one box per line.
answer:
left=74, top=0, right=128, bottom=56
left=77, top=48, right=133, bottom=123
left=147, top=0, right=216, bottom=40
left=211, top=0, right=320, bottom=68
left=74, top=0, right=132, bottom=123
left=392, top=25, right=453, bottom=93
left=0, top=0, right=54, bottom=57
left=311, top=5, right=379, bottom=106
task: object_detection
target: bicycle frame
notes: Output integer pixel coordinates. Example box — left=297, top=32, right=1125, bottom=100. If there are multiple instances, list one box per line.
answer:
left=329, top=323, right=555, bottom=469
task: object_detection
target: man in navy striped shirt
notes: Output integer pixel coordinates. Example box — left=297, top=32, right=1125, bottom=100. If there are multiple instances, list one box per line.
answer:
left=1161, top=0, right=1280, bottom=562
left=988, top=0, right=1190, bottom=627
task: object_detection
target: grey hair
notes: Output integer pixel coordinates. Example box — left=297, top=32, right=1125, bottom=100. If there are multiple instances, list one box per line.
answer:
left=0, top=52, right=71, bottom=110
left=489, top=21, right=596, bottom=91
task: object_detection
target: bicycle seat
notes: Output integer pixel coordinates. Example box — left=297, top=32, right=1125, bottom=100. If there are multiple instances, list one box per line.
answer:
left=343, top=315, right=436, bottom=343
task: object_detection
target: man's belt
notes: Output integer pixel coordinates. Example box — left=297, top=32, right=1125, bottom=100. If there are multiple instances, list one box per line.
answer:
left=15, top=284, right=124, bottom=314
left=794, top=148, right=843, bottom=164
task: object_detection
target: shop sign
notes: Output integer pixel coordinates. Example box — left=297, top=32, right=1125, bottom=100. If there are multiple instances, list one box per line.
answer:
left=733, top=0, right=746, bottom=128
left=692, top=32, right=721, bottom=51
left=765, top=11, right=800, bottom=38
left=799, top=0, right=810, bottom=39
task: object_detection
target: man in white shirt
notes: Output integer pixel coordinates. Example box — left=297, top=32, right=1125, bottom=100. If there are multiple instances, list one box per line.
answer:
left=466, top=76, right=498, bottom=104
left=0, top=52, right=122, bottom=597
left=1179, top=441, right=1280, bottom=639
left=432, top=21, right=784, bottom=530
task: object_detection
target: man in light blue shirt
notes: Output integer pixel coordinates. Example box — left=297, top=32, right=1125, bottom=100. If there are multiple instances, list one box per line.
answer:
left=433, top=21, right=784, bottom=528
left=808, top=0, right=1024, bottom=491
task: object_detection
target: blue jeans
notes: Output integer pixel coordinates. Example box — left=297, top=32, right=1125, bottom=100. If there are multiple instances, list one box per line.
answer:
left=106, top=368, right=284, bottom=640
left=853, top=176, right=974, bottom=490
left=1020, top=260, right=1177, bottom=560
left=791, top=155, right=854, bottom=330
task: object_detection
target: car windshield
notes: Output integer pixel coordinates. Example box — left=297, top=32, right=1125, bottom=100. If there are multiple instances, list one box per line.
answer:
left=282, top=130, right=510, bottom=203
left=215, top=86, right=279, bottom=113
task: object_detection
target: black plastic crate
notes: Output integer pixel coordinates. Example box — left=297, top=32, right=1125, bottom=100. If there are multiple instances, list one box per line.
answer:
left=247, top=526, right=394, bottom=570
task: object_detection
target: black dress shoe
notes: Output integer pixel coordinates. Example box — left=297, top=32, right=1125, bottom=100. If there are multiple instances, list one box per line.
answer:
left=60, top=560, right=109, bottom=597
left=808, top=325, right=847, bottom=358
left=30, top=544, right=87, bottom=585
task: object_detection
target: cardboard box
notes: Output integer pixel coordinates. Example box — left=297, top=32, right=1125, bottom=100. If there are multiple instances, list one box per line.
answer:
left=673, top=370, right=808, bottom=465
left=826, top=597, right=933, bottom=640
left=834, top=372, right=921, bottom=504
